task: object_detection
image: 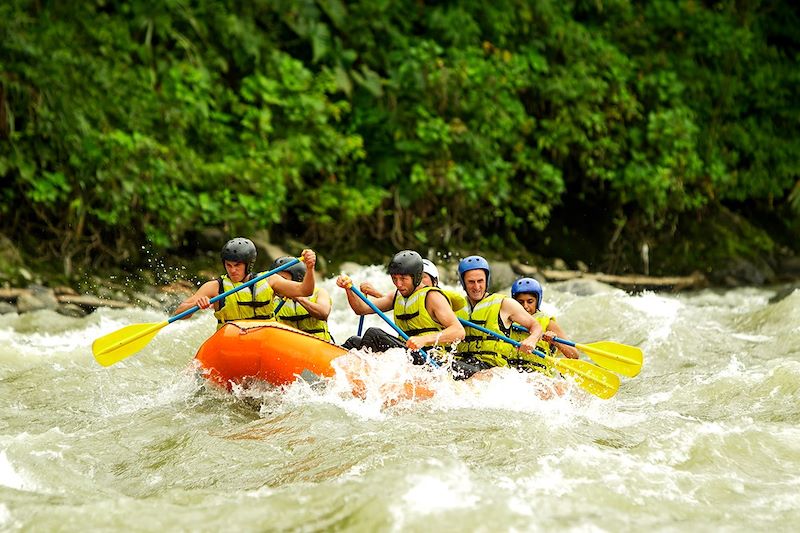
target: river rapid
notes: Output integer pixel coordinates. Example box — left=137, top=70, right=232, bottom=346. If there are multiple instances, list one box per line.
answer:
left=2, top=265, right=799, bottom=532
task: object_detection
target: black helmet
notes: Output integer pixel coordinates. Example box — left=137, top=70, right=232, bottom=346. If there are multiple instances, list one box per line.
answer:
left=270, top=256, right=305, bottom=282
left=387, top=250, right=424, bottom=287
left=221, top=238, right=257, bottom=274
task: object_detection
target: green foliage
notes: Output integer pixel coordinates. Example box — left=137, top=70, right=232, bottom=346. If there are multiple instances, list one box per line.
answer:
left=0, top=0, right=797, bottom=276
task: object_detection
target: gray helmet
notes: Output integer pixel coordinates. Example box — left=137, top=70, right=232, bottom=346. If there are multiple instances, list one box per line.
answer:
left=270, top=256, right=305, bottom=282
left=387, top=250, right=424, bottom=287
left=221, top=238, right=257, bottom=274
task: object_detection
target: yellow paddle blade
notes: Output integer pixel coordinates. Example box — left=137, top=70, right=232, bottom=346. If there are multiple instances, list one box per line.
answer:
left=553, top=357, right=621, bottom=399
left=576, top=341, right=643, bottom=378
left=92, top=321, right=168, bottom=367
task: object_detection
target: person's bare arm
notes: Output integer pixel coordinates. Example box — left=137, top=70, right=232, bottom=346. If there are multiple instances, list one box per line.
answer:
left=501, top=298, right=543, bottom=353
left=271, top=249, right=316, bottom=298
left=336, top=275, right=395, bottom=315
left=359, top=282, right=384, bottom=298
left=173, top=280, right=219, bottom=317
left=544, top=321, right=580, bottom=359
left=293, top=288, right=332, bottom=320
left=406, top=291, right=465, bottom=350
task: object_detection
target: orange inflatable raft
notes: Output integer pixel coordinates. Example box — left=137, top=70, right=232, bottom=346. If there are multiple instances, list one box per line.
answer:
left=194, top=320, right=348, bottom=389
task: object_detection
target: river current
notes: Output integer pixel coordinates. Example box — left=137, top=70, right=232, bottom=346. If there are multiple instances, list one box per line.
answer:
left=2, top=265, right=799, bottom=531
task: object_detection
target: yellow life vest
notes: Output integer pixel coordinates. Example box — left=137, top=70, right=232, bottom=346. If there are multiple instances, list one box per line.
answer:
left=509, top=312, right=556, bottom=376
left=393, top=286, right=445, bottom=337
left=274, top=288, right=332, bottom=342
left=213, top=273, right=276, bottom=329
left=455, top=293, right=517, bottom=367
left=441, top=289, right=467, bottom=312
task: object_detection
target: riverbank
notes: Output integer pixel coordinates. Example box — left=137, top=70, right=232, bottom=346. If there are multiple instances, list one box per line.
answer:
left=2, top=253, right=797, bottom=317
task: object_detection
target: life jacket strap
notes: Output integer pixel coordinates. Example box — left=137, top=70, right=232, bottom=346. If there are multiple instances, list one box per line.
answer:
left=403, top=327, right=440, bottom=336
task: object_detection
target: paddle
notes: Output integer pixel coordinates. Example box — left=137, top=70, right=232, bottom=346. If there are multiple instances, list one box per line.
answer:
left=274, top=298, right=287, bottom=315
left=347, top=284, right=439, bottom=368
left=92, top=257, right=303, bottom=367
left=357, top=315, right=365, bottom=336
left=511, top=325, right=642, bottom=377
left=459, top=318, right=620, bottom=399
left=551, top=337, right=642, bottom=378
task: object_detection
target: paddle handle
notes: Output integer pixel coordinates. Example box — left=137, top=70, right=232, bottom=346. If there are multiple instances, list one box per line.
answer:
left=513, top=325, right=578, bottom=350
left=552, top=336, right=577, bottom=347
left=349, top=285, right=438, bottom=368
left=357, top=315, right=365, bottom=336
left=274, top=298, right=287, bottom=315
left=458, top=318, right=548, bottom=360
left=167, top=257, right=302, bottom=324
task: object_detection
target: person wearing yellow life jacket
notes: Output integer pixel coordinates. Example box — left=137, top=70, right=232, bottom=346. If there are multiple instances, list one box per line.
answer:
left=336, top=250, right=464, bottom=363
left=174, top=238, right=317, bottom=329
left=357, top=258, right=468, bottom=313
left=508, top=277, right=579, bottom=376
left=422, top=259, right=468, bottom=312
left=453, top=256, right=543, bottom=379
left=271, top=256, right=333, bottom=342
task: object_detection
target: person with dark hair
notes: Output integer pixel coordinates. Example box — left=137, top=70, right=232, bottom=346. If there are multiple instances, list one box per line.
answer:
left=509, top=277, right=579, bottom=375
left=358, top=258, right=468, bottom=312
left=335, top=250, right=464, bottom=361
left=271, top=256, right=333, bottom=342
left=174, top=239, right=316, bottom=329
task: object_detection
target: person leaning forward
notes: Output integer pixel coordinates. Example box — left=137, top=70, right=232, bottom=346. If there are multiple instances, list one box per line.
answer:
left=358, top=257, right=468, bottom=313
left=174, top=238, right=317, bottom=329
left=271, top=256, right=333, bottom=342
left=335, top=250, right=465, bottom=364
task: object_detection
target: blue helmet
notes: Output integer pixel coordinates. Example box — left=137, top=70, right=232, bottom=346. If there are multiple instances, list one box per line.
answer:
left=511, top=277, right=543, bottom=310
left=458, top=255, right=491, bottom=289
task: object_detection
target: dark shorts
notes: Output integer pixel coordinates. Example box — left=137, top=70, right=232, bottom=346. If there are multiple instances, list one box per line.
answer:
left=450, top=356, right=492, bottom=380
left=341, top=327, right=443, bottom=366
left=342, top=328, right=491, bottom=380
left=342, top=327, right=406, bottom=352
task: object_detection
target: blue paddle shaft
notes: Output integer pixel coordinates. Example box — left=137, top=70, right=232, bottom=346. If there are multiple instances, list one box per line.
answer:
left=458, top=318, right=547, bottom=359
left=168, top=258, right=301, bottom=324
left=349, top=285, right=438, bottom=368
left=552, top=336, right=576, bottom=347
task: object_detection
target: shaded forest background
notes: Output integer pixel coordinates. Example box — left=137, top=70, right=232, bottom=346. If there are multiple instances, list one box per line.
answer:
left=1, top=0, right=799, bottom=286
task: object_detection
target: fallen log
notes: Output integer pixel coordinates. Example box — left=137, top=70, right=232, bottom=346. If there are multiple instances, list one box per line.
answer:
left=0, top=288, right=28, bottom=300
left=56, top=294, right=131, bottom=309
left=539, top=269, right=706, bottom=290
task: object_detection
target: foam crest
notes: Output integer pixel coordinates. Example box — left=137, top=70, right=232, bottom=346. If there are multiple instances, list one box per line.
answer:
left=0, top=449, right=38, bottom=492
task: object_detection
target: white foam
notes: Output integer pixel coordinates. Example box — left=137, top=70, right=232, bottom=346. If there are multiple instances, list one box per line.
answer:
left=0, top=503, right=11, bottom=529
left=390, top=459, right=479, bottom=527
left=0, top=449, right=37, bottom=492
left=629, top=291, right=682, bottom=342
left=730, top=332, right=773, bottom=343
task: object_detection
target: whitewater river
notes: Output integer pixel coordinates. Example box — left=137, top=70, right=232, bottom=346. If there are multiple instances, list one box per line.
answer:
left=2, top=265, right=799, bottom=531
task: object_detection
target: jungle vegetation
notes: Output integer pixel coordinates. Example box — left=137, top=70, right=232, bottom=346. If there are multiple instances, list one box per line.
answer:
left=2, top=0, right=798, bottom=284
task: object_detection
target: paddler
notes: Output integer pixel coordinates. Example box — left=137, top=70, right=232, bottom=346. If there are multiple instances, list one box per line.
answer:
left=335, top=250, right=464, bottom=363
left=270, top=256, right=333, bottom=342
left=453, top=256, right=543, bottom=379
left=174, top=238, right=317, bottom=329
left=508, top=277, right=579, bottom=376
left=357, top=258, right=468, bottom=312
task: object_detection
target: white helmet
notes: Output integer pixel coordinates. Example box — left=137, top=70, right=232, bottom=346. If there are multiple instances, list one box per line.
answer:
left=422, top=259, right=439, bottom=286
